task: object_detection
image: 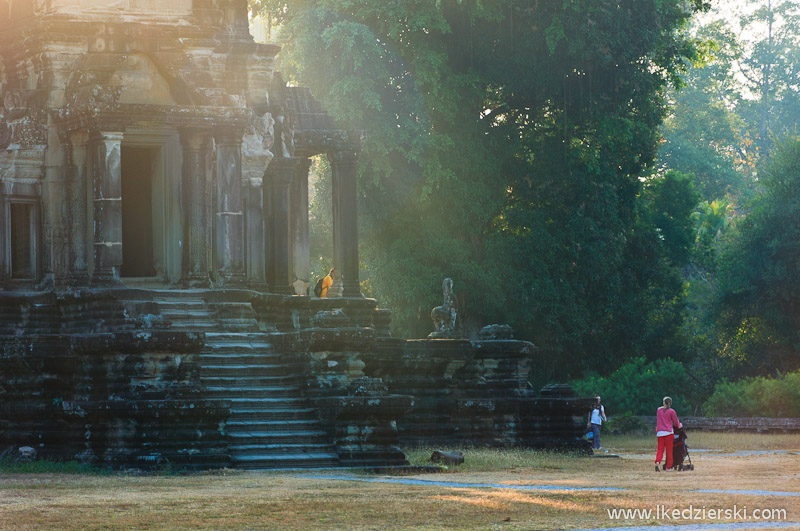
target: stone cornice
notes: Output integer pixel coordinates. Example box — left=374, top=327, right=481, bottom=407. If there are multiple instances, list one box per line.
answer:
left=53, top=104, right=254, bottom=138
left=293, top=129, right=364, bottom=157
left=0, top=16, right=280, bottom=58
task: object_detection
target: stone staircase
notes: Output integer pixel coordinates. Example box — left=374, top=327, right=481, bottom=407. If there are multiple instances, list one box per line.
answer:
left=151, top=291, right=258, bottom=333
left=123, top=290, right=340, bottom=469
left=199, top=333, right=339, bottom=469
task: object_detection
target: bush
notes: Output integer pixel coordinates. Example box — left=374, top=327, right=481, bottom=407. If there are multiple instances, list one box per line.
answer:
left=703, top=370, right=800, bottom=417
left=571, top=357, right=694, bottom=416
left=606, top=411, right=651, bottom=435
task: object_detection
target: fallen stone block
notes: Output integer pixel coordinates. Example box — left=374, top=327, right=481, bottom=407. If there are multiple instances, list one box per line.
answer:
left=430, top=450, right=464, bottom=465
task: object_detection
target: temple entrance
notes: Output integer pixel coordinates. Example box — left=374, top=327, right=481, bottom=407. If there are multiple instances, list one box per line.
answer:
left=121, top=146, right=157, bottom=278
left=9, top=202, right=36, bottom=279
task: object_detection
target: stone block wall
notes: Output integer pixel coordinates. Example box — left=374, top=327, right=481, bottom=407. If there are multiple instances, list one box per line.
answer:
left=0, top=324, right=229, bottom=469
left=264, top=309, right=410, bottom=468
left=363, top=338, right=593, bottom=451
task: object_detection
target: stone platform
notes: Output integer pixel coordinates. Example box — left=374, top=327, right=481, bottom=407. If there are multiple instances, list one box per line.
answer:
left=1, top=287, right=592, bottom=469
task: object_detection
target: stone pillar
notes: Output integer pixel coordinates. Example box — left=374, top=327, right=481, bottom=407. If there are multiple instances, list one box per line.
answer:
left=68, top=130, right=90, bottom=285
left=213, top=128, right=245, bottom=285
left=180, top=129, right=211, bottom=286
left=329, top=147, right=361, bottom=298
left=90, top=130, right=123, bottom=284
left=264, top=157, right=297, bottom=294
left=290, top=158, right=311, bottom=295
left=244, top=176, right=267, bottom=290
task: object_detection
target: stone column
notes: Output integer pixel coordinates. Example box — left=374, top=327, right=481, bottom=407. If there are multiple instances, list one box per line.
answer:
left=244, top=176, right=267, bottom=290
left=264, top=157, right=297, bottom=294
left=214, top=128, right=245, bottom=285
left=68, top=130, right=90, bottom=285
left=180, top=129, right=211, bottom=286
left=329, top=147, right=361, bottom=297
left=90, top=130, right=123, bottom=284
left=290, top=158, right=311, bottom=295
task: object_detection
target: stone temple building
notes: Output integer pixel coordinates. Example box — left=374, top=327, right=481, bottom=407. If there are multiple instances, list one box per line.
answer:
left=1, top=0, right=591, bottom=469
left=0, top=0, right=360, bottom=296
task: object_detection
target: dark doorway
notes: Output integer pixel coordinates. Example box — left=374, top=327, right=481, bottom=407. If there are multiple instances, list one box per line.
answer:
left=121, top=146, right=156, bottom=277
left=10, top=202, right=34, bottom=279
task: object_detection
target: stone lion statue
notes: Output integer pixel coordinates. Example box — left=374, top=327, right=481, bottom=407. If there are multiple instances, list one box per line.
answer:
left=428, top=278, right=458, bottom=339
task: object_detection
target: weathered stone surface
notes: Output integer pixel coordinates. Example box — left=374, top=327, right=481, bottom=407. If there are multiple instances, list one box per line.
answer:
left=1, top=0, right=594, bottom=469
left=364, top=338, right=592, bottom=451
left=0, top=324, right=229, bottom=469
left=478, top=324, right=514, bottom=340
left=540, top=383, right=577, bottom=398
left=428, top=278, right=458, bottom=339
left=430, top=450, right=464, bottom=465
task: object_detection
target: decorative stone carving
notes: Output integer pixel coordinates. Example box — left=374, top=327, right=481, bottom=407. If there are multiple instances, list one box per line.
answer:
left=312, top=309, right=350, bottom=328
left=428, top=278, right=458, bottom=338
left=348, top=376, right=388, bottom=397
left=0, top=121, right=10, bottom=150
left=478, top=324, right=514, bottom=340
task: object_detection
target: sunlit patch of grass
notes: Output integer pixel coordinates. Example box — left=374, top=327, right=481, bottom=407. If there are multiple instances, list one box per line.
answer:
left=1, top=443, right=799, bottom=531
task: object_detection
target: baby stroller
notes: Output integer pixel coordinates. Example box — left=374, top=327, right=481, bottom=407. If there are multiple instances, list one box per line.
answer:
left=670, top=427, right=694, bottom=471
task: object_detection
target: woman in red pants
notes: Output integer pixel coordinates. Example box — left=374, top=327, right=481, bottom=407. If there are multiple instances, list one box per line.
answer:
left=655, top=396, right=682, bottom=472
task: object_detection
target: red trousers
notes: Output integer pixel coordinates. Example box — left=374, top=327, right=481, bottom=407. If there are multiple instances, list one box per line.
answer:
left=656, top=434, right=674, bottom=469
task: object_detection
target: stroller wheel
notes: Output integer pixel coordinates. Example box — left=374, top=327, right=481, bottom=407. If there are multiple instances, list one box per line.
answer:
left=678, top=465, right=684, bottom=471
left=688, top=464, right=694, bottom=470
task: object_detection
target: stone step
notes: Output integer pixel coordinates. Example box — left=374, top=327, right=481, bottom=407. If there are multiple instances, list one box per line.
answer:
left=226, top=419, right=323, bottom=430
left=154, top=300, right=207, bottom=310
left=205, top=332, right=271, bottom=341
left=212, top=397, right=312, bottom=407
left=160, top=309, right=216, bottom=319
left=229, top=443, right=337, bottom=454
left=228, top=408, right=320, bottom=421
left=218, top=318, right=260, bottom=330
left=200, top=364, right=292, bottom=372
left=151, top=290, right=209, bottom=300
left=201, top=375, right=301, bottom=386
left=198, top=355, right=288, bottom=367
left=228, top=431, right=330, bottom=445
left=210, top=302, right=257, bottom=316
left=230, top=453, right=340, bottom=470
left=163, top=319, right=219, bottom=328
left=204, top=386, right=302, bottom=399
left=169, top=322, right=257, bottom=333
left=204, top=341, right=275, bottom=351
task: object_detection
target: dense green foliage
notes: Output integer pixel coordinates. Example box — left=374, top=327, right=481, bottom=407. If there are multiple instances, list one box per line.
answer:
left=605, top=412, right=652, bottom=435
left=703, top=370, right=800, bottom=417
left=253, top=0, right=707, bottom=376
left=571, top=357, right=695, bottom=416
left=714, top=137, right=800, bottom=376
left=251, top=0, right=800, bottom=401
left=656, top=0, right=800, bottom=397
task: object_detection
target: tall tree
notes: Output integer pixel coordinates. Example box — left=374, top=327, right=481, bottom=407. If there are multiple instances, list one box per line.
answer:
left=716, top=136, right=800, bottom=375
left=724, top=0, right=800, bottom=154
left=253, top=0, right=708, bottom=374
left=659, top=21, right=753, bottom=201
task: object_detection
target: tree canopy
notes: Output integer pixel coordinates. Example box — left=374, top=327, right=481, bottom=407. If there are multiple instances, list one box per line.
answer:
left=252, top=0, right=709, bottom=376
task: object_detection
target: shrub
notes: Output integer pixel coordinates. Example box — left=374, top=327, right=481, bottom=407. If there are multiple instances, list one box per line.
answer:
left=606, top=411, right=651, bottom=435
left=571, top=357, right=693, bottom=415
left=703, top=370, right=800, bottom=417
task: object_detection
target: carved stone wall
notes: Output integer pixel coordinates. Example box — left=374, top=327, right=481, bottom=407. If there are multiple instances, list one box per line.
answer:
left=0, top=321, right=229, bottom=469
left=363, top=339, right=593, bottom=451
